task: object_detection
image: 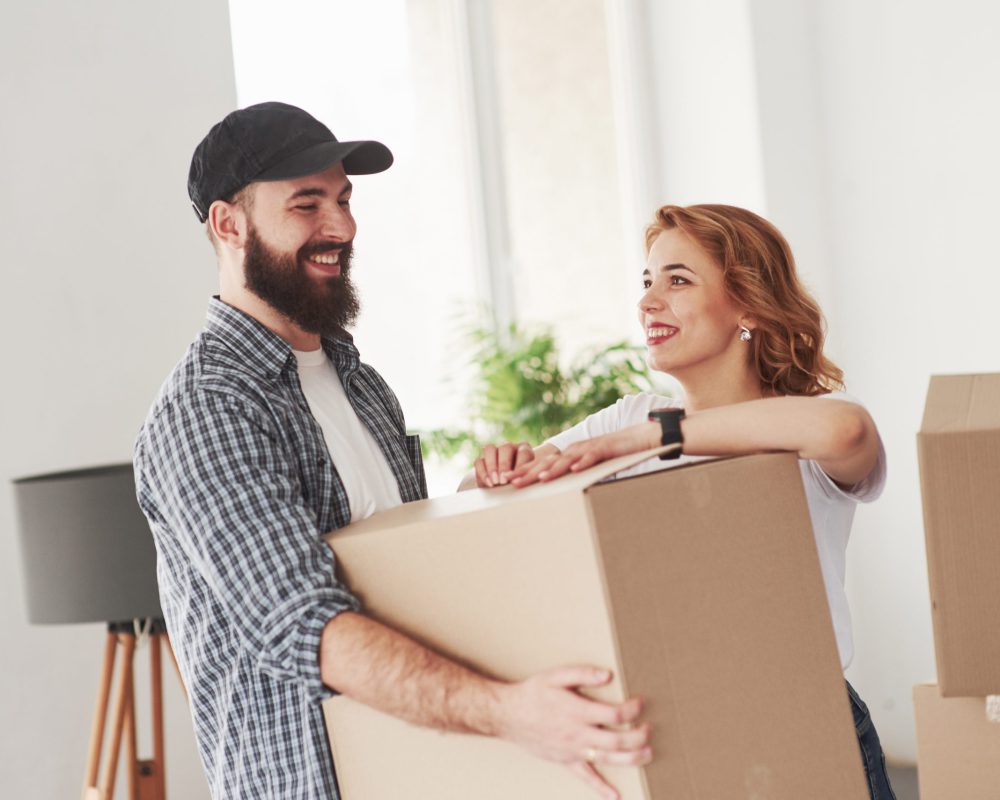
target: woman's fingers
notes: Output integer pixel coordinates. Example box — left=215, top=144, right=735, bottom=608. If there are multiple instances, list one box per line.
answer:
left=497, top=442, right=532, bottom=482
left=513, top=442, right=535, bottom=469
left=569, top=451, right=601, bottom=472
left=473, top=456, right=493, bottom=488
left=481, top=444, right=499, bottom=485
left=477, top=442, right=538, bottom=487
left=510, top=454, right=558, bottom=486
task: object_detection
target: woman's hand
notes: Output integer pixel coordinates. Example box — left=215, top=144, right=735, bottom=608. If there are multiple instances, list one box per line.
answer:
left=505, top=424, right=659, bottom=487
left=473, top=442, right=542, bottom=488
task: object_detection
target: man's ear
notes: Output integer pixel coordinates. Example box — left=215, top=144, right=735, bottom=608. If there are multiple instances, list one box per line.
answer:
left=208, top=199, right=248, bottom=251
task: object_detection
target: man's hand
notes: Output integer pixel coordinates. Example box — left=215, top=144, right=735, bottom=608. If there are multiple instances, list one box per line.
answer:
left=496, top=666, right=652, bottom=800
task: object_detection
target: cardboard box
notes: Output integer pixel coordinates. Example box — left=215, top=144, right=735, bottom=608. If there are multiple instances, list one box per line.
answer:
left=918, top=373, right=1000, bottom=696
left=913, top=683, right=1000, bottom=799
left=322, top=451, right=867, bottom=799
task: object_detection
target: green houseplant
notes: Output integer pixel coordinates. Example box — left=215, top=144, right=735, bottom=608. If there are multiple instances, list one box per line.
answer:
left=422, top=320, right=664, bottom=468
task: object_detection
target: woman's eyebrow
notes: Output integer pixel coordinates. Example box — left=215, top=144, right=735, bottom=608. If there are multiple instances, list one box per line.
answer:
left=662, top=262, right=696, bottom=274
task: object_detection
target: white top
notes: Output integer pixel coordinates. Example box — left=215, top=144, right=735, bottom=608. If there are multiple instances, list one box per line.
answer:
left=546, top=391, right=886, bottom=670
left=293, top=348, right=402, bottom=521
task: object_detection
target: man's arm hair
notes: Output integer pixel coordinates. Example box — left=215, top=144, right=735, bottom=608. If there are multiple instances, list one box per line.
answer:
left=320, top=611, right=501, bottom=735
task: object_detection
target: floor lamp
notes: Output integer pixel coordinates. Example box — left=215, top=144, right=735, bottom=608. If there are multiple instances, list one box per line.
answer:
left=13, top=464, right=182, bottom=800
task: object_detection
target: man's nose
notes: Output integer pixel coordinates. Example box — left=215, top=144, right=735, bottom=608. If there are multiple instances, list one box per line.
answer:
left=319, top=206, right=355, bottom=240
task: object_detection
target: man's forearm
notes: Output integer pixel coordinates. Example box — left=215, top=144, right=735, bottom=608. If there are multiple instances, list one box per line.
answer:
left=320, top=610, right=504, bottom=736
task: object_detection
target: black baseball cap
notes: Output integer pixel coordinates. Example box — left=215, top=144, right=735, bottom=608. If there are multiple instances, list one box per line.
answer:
left=188, top=101, right=393, bottom=222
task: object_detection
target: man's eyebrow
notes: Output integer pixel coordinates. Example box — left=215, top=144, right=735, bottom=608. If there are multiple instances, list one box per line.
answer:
left=286, top=182, right=353, bottom=202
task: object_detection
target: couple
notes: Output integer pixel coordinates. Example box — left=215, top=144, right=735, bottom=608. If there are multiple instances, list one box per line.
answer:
left=134, top=102, right=896, bottom=800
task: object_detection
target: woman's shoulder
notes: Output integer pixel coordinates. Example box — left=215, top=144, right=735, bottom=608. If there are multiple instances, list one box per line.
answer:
left=815, top=389, right=865, bottom=406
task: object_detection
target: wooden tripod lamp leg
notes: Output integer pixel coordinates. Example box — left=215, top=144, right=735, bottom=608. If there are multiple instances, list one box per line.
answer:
left=100, top=632, right=136, bottom=800
left=124, top=668, right=139, bottom=799
left=163, top=634, right=185, bottom=699
left=81, top=622, right=176, bottom=800
left=83, top=632, right=118, bottom=800
left=136, top=632, right=167, bottom=800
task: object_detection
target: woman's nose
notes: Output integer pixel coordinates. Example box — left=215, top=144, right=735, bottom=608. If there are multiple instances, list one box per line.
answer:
left=638, top=286, right=662, bottom=313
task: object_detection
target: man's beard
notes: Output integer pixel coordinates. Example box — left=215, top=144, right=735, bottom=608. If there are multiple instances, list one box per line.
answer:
left=243, top=224, right=360, bottom=336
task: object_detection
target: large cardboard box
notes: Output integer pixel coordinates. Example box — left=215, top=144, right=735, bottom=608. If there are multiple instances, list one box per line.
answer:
left=918, top=373, right=1000, bottom=696
left=913, top=683, right=1000, bottom=799
left=322, top=451, right=867, bottom=799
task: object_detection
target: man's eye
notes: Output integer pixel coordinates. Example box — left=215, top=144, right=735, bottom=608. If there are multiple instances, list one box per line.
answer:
left=338, top=199, right=351, bottom=207
left=641, top=279, right=652, bottom=289
left=295, top=204, right=317, bottom=211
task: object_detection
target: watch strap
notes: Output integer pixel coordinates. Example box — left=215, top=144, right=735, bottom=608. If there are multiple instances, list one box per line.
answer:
left=648, top=408, right=685, bottom=460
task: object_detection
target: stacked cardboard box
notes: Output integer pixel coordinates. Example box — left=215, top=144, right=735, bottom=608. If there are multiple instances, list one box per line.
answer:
left=915, top=373, right=1000, bottom=798
left=912, top=685, right=1000, bottom=799
left=322, top=450, right=868, bottom=799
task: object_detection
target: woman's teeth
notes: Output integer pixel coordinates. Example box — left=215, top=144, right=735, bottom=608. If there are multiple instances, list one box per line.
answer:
left=647, top=326, right=676, bottom=337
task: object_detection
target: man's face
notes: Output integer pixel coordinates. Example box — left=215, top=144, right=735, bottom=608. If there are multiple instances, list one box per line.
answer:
left=242, top=163, right=360, bottom=336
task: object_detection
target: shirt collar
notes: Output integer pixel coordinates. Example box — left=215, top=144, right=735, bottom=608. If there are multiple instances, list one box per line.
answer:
left=204, top=297, right=361, bottom=380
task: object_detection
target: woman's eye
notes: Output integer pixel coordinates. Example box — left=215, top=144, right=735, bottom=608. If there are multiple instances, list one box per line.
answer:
left=670, top=275, right=690, bottom=286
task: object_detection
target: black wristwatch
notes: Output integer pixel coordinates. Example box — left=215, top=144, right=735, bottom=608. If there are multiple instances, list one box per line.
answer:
left=648, top=408, right=685, bottom=460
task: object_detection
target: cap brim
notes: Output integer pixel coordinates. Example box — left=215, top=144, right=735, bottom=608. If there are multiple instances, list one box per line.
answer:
left=254, top=139, right=393, bottom=182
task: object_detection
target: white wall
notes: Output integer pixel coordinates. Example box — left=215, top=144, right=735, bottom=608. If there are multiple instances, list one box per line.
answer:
left=643, top=0, right=768, bottom=218
left=0, top=1, right=235, bottom=795
left=749, top=0, right=1000, bottom=764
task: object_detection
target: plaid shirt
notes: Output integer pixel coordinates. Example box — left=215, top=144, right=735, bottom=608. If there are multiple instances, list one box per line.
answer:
left=134, top=298, right=427, bottom=799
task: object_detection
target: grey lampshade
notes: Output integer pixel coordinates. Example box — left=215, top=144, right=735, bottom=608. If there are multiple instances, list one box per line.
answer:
left=12, top=463, right=163, bottom=625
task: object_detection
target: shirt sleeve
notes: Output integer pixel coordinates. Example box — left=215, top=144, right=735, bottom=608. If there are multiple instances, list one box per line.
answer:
left=803, top=392, right=888, bottom=504
left=135, top=388, right=361, bottom=700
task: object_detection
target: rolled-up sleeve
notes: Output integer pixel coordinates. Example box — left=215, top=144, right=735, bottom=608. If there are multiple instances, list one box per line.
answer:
left=137, top=388, right=359, bottom=699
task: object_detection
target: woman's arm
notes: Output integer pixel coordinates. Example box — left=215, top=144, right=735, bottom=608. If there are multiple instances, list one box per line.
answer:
left=506, top=397, right=880, bottom=489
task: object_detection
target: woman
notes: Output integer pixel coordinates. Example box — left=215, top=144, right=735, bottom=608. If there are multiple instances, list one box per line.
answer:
left=473, top=204, right=897, bottom=800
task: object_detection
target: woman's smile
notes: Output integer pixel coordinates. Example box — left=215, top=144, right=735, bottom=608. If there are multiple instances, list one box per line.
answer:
left=645, top=324, right=678, bottom=346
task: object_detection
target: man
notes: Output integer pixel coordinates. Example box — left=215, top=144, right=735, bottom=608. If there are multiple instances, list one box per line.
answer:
left=134, top=102, right=651, bottom=800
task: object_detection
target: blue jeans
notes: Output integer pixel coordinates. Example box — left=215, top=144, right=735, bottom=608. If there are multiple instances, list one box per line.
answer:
left=846, top=681, right=898, bottom=800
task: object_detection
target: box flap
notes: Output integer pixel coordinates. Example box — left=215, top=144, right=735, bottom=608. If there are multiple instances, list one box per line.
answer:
left=324, top=446, right=674, bottom=541
left=921, top=373, right=1000, bottom=433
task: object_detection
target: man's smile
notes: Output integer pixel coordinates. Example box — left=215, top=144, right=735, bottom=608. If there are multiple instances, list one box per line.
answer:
left=306, top=251, right=341, bottom=276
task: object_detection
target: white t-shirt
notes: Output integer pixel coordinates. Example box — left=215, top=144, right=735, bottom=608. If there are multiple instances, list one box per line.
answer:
left=545, top=391, right=886, bottom=671
left=293, top=348, right=402, bottom=521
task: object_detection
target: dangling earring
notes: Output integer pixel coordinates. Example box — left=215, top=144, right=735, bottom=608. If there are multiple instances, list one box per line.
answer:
left=739, top=326, right=753, bottom=342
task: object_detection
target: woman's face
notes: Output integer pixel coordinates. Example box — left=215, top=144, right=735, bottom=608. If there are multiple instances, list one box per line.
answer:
left=638, top=228, right=748, bottom=380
